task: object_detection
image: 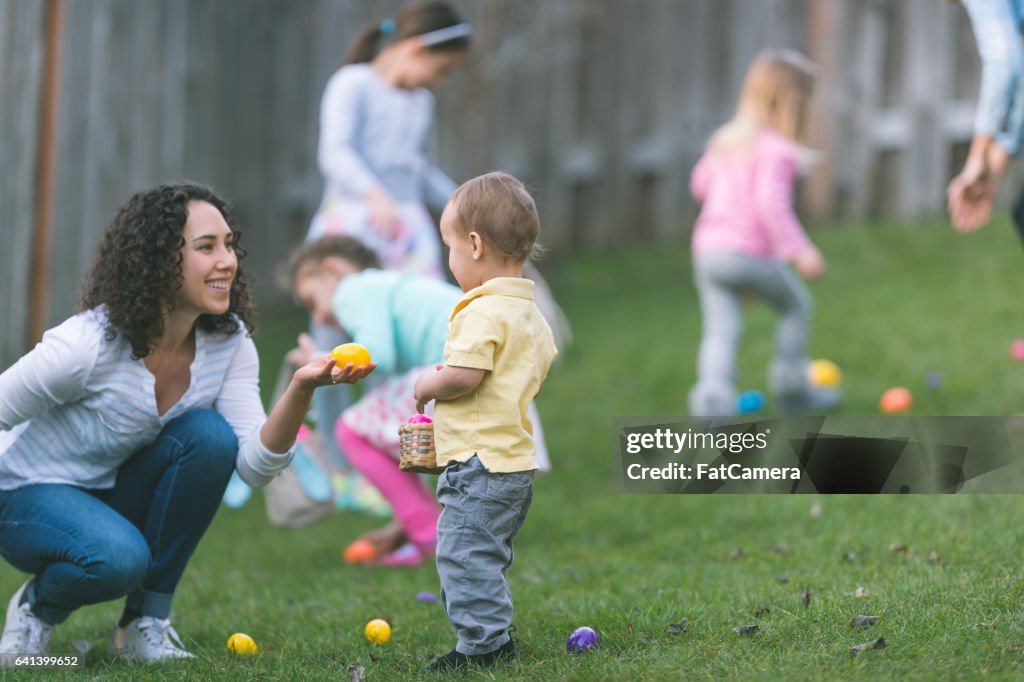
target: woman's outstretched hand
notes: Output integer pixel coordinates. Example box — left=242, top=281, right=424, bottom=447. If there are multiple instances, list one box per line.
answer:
left=294, top=356, right=377, bottom=390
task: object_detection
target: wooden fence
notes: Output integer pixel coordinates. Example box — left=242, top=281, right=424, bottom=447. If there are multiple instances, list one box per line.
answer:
left=1, top=0, right=987, bottom=368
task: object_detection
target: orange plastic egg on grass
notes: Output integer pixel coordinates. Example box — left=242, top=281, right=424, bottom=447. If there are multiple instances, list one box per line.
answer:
left=879, top=387, right=912, bottom=414
left=343, top=538, right=378, bottom=564
left=331, top=343, right=372, bottom=369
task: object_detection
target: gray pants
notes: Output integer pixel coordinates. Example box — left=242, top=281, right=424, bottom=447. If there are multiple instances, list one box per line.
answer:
left=435, top=456, right=534, bottom=655
left=690, top=251, right=813, bottom=416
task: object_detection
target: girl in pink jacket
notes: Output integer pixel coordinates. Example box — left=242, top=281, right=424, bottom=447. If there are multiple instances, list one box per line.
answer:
left=688, top=49, right=839, bottom=416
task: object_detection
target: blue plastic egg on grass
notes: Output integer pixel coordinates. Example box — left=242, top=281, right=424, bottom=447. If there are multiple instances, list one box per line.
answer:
left=736, top=390, right=765, bottom=415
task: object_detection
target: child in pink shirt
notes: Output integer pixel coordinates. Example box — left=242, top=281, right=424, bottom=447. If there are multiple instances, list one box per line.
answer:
left=689, top=49, right=840, bottom=416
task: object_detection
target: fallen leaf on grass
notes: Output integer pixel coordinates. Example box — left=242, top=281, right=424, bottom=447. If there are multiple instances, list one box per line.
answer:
left=347, top=664, right=365, bottom=682
left=810, top=501, right=822, bottom=518
left=777, top=575, right=789, bottom=584
left=928, top=550, right=942, bottom=563
left=72, top=639, right=92, bottom=654
left=665, top=619, right=689, bottom=636
left=850, top=615, right=880, bottom=629
left=802, top=590, right=811, bottom=607
left=771, top=544, right=790, bottom=555
left=888, top=543, right=909, bottom=553
left=733, top=625, right=760, bottom=636
left=729, top=547, right=743, bottom=560
left=850, top=637, right=887, bottom=653
left=842, top=551, right=857, bottom=562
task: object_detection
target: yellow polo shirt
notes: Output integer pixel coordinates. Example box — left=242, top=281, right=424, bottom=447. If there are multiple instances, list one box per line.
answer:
left=434, top=277, right=558, bottom=473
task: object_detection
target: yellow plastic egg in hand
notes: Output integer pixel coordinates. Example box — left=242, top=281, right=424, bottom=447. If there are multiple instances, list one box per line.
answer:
left=331, top=343, right=372, bottom=369
left=227, top=632, right=259, bottom=656
left=365, top=618, right=391, bottom=645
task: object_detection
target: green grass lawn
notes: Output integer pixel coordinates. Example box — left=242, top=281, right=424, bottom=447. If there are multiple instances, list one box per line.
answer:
left=5, top=217, right=1024, bottom=680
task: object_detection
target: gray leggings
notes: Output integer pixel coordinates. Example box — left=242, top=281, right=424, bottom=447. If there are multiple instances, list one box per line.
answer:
left=690, top=251, right=813, bottom=416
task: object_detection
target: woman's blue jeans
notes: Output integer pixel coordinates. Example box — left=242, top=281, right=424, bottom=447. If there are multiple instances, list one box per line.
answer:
left=0, top=409, right=237, bottom=625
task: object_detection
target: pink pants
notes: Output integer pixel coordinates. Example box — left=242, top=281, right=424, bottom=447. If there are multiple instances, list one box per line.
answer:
left=335, top=420, right=439, bottom=550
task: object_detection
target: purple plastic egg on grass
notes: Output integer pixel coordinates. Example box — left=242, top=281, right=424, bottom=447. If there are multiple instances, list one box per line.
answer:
left=415, top=591, right=437, bottom=603
left=567, top=626, right=599, bottom=653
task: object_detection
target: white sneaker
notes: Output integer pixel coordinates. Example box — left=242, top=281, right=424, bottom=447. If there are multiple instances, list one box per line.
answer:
left=0, top=582, right=53, bottom=659
left=109, top=616, right=195, bottom=663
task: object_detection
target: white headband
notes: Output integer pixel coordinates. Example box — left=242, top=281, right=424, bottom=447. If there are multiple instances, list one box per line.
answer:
left=419, top=23, right=472, bottom=47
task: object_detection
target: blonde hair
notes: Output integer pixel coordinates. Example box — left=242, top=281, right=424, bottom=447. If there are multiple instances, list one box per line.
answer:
left=709, top=49, right=818, bottom=154
left=449, top=171, right=541, bottom=263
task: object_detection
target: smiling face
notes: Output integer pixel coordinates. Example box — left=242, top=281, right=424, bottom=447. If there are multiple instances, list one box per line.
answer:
left=176, top=200, right=238, bottom=317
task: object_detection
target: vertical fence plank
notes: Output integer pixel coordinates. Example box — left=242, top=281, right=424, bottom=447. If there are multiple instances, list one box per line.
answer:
left=897, top=0, right=953, bottom=218
left=0, top=0, right=46, bottom=367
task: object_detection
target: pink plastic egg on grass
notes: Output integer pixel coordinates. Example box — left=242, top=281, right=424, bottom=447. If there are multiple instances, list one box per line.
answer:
left=1012, top=340, right=1024, bottom=361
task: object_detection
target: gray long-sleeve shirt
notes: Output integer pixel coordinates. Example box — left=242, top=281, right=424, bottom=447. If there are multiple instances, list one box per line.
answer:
left=316, top=63, right=457, bottom=211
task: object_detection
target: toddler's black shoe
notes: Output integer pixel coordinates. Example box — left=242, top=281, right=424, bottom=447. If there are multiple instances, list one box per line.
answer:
left=426, top=638, right=515, bottom=672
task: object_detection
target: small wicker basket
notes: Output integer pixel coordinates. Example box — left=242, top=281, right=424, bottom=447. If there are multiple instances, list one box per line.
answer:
left=398, top=421, right=444, bottom=474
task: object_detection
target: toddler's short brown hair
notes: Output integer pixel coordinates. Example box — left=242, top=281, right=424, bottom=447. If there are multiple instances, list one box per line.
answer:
left=448, top=171, right=540, bottom=262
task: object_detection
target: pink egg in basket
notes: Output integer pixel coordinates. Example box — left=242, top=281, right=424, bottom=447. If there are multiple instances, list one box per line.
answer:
left=399, top=414, right=440, bottom=474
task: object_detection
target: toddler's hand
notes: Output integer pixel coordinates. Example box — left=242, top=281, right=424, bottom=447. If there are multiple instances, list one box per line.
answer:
left=794, top=246, right=826, bottom=280
left=414, top=372, right=434, bottom=414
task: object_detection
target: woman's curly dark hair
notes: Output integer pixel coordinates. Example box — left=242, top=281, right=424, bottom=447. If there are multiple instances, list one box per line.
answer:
left=78, top=181, right=256, bottom=359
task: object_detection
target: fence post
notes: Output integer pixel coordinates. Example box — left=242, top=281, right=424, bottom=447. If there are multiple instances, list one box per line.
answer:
left=27, top=0, right=64, bottom=347
left=804, top=0, right=844, bottom=220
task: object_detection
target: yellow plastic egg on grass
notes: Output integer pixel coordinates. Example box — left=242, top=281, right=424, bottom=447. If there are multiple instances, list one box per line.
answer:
left=227, top=632, right=259, bottom=656
left=365, top=618, right=391, bottom=645
left=809, top=359, right=842, bottom=388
